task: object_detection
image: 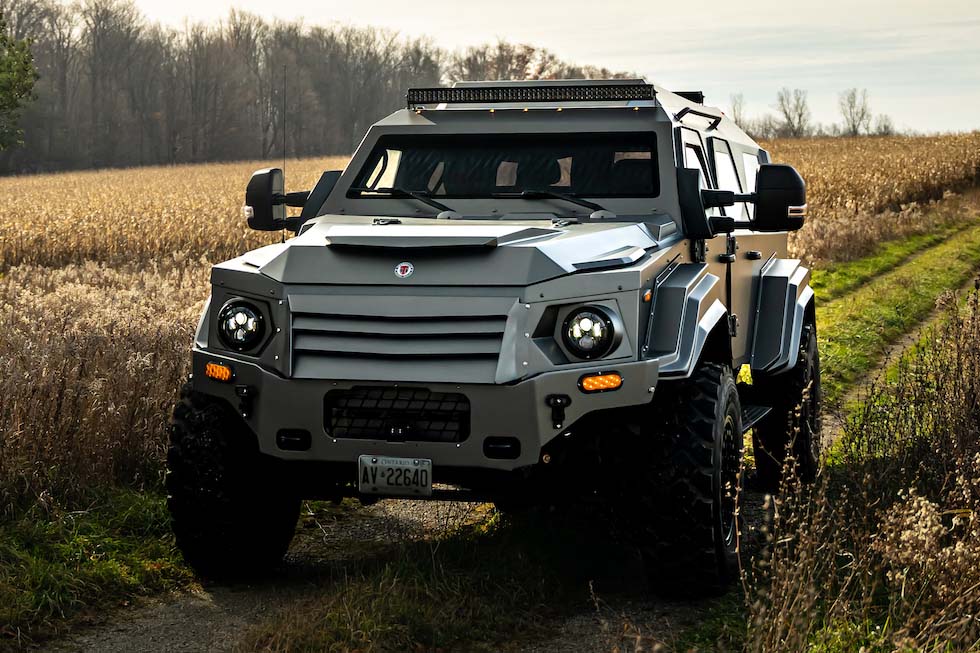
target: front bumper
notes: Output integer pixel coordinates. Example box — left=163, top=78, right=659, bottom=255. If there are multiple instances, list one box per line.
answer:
left=191, top=349, right=659, bottom=472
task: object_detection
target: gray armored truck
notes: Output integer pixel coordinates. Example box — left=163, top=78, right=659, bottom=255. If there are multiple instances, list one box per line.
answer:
left=167, top=79, right=820, bottom=594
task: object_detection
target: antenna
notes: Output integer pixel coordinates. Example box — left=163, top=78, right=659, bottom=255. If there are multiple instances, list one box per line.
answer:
left=282, top=63, right=287, bottom=178
left=281, top=63, right=287, bottom=244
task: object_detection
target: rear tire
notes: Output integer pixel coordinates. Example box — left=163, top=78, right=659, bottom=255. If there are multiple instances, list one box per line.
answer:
left=167, top=383, right=300, bottom=580
left=752, top=322, right=821, bottom=492
left=632, top=363, right=743, bottom=597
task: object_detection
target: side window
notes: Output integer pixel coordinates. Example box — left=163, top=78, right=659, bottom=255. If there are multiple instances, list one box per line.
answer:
left=683, top=144, right=709, bottom=189
left=742, top=152, right=761, bottom=219
left=683, top=142, right=720, bottom=216
left=712, top=140, right=746, bottom=220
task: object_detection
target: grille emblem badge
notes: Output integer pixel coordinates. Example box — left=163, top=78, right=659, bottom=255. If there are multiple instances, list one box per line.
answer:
left=394, top=261, right=414, bottom=278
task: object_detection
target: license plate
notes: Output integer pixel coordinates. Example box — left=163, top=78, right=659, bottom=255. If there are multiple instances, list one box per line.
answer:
left=358, top=455, right=433, bottom=497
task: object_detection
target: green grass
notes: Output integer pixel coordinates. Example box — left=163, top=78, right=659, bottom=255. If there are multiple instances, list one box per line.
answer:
left=0, top=490, right=191, bottom=648
left=816, top=221, right=980, bottom=404
left=234, top=510, right=620, bottom=652
left=671, top=592, right=746, bottom=651
left=811, top=220, right=978, bottom=303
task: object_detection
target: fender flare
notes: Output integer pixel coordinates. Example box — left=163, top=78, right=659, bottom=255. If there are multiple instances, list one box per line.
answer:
left=644, top=262, right=728, bottom=378
left=750, top=258, right=814, bottom=375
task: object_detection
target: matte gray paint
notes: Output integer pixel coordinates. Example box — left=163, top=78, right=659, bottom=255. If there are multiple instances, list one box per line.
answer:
left=750, top=257, right=813, bottom=373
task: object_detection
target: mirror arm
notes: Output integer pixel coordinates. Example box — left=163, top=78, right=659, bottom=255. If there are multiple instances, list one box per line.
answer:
left=734, top=192, right=756, bottom=204
left=273, top=190, right=311, bottom=208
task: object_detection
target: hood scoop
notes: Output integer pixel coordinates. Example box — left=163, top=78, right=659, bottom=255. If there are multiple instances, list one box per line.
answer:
left=321, top=224, right=560, bottom=249
left=572, top=245, right=648, bottom=271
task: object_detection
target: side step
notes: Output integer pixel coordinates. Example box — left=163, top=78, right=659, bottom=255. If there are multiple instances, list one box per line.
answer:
left=741, top=405, right=772, bottom=433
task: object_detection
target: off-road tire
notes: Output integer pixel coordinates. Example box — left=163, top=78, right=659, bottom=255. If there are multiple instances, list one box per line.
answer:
left=637, top=362, right=743, bottom=597
left=751, top=322, right=821, bottom=492
left=167, top=383, right=300, bottom=579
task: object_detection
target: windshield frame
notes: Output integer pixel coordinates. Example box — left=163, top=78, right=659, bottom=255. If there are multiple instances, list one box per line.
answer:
left=317, top=108, right=679, bottom=221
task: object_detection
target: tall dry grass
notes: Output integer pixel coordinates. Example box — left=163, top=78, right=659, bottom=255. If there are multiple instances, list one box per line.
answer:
left=746, top=287, right=980, bottom=651
left=0, top=259, right=209, bottom=513
left=0, top=156, right=348, bottom=270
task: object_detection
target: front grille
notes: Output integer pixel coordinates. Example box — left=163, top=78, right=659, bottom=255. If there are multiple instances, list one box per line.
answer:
left=289, top=294, right=516, bottom=383
left=325, top=387, right=470, bottom=443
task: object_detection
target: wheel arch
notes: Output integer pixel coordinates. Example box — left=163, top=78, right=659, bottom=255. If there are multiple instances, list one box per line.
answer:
left=750, top=258, right=814, bottom=375
left=646, top=262, right=732, bottom=379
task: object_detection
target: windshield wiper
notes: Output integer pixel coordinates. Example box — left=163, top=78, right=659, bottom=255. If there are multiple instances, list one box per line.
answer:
left=349, top=186, right=456, bottom=214
left=491, top=189, right=607, bottom=213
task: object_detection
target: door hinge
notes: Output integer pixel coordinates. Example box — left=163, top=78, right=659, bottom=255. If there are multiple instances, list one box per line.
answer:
left=692, top=239, right=707, bottom=263
left=728, top=314, right=739, bottom=337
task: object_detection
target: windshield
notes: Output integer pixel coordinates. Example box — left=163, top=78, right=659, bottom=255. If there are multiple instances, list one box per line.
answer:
left=348, top=133, right=659, bottom=200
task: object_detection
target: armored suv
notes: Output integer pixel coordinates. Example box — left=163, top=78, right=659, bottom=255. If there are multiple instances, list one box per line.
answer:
left=167, top=79, right=820, bottom=594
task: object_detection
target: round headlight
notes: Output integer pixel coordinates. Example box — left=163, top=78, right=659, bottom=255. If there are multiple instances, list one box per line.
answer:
left=217, top=300, right=266, bottom=351
left=562, top=307, right=615, bottom=359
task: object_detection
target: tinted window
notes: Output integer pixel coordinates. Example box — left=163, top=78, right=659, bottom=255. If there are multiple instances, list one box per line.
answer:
left=684, top=144, right=710, bottom=189
left=712, top=141, right=746, bottom=220
left=349, top=133, right=659, bottom=199
left=741, top=152, right=761, bottom=219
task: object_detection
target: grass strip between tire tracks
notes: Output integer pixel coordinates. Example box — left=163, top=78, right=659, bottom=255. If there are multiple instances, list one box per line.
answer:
left=817, top=220, right=980, bottom=404
left=811, top=217, right=979, bottom=303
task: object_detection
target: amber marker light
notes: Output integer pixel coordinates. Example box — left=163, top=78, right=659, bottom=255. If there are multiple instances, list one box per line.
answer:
left=579, top=372, right=623, bottom=393
left=205, top=361, right=234, bottom=382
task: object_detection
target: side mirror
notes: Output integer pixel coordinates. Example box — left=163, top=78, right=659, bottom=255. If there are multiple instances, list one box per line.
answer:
left=677, top=168, right=736, bottom=238
left=244, top=168, right=286, bottom=231
left=752, top=164, right=806, bottom=232
left=243, top=168, right=312, bottom=232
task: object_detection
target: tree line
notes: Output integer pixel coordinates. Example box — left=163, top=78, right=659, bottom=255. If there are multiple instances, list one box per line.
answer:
left=0, top=0, right=630, bottom=173
left=730, top=87, right=896, bottom=140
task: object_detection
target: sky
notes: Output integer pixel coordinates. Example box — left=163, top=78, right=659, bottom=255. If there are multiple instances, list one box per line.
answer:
left=131, top=0, right=980, bottom=133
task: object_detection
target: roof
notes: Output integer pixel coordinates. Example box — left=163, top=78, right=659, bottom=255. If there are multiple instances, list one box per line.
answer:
left=403, top=78, right=757, bottom=148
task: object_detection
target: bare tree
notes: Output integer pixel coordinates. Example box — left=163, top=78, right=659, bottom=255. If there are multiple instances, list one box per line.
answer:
left=873, top=113, right=895, bottom=136
left=729, top=93, right=746, bottom=127
left=775, top=88, right=811, bottom=138
left=839, top=88, right=872, bottom=136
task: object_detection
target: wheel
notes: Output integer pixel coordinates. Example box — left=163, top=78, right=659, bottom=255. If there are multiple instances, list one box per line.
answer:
left=634, top=362, right=744, bottom=597
left=167, top=383, right=300, bottom=579
left=751, top=321, right=822, bottom=492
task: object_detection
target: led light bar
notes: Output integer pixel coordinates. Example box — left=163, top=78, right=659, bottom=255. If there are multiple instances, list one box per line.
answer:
left=406, top=84, right=655, bottom=108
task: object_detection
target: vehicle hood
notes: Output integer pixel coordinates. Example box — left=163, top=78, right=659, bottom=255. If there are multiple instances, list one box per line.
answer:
left=218, top=214, right=678, bottom=287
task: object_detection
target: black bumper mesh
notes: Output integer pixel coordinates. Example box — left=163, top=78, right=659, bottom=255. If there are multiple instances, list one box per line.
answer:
left=324, top=387, right=471, bottom=443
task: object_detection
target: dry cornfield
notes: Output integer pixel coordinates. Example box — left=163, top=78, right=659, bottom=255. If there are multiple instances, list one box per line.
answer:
left=766, top=133, right=980, bottom=261
left=1, top=134, right=979, bottom=508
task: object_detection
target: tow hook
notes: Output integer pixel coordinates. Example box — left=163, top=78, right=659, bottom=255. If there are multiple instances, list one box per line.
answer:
left=545, top=394, right=572, bottom=429
left=235, top=384, right=254, bottom=418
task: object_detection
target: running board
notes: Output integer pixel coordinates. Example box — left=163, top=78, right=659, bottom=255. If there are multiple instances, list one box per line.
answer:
left=741, top=405, right=772, bottom=433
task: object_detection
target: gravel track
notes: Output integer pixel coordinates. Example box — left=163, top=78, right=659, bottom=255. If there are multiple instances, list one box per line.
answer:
left=44, top=499, right=483, bottom=653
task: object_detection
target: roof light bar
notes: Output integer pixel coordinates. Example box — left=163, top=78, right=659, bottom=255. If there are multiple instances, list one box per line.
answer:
left=406, top=84, right=655, bottom=108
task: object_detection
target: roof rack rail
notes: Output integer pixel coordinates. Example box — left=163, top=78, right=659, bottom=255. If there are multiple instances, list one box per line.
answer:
left=675, top=91, right=704, bottom=104
left=406, top=83, right=655, bottom=108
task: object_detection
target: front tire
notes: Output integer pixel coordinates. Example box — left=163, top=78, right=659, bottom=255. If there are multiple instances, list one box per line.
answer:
left=635, top=363, right=744, bottom=597
left=167, top=383, right=300, bottom=579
